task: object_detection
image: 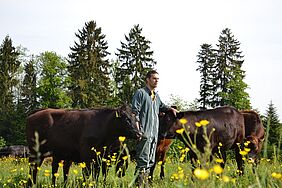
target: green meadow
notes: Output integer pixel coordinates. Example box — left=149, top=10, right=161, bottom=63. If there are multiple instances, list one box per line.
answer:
left=0, top=151, right=281, bottom=188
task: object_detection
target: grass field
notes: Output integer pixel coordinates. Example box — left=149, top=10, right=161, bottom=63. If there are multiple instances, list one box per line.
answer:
left=0, top=153, right=281, bottom=188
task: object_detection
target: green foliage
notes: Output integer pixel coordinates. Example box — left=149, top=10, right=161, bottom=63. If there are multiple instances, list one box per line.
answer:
left=20, top=56, right=39, bottom=113
left=0, top=136, right=6, bottom=147
left=37, top=51, right=72, bottom=108
left=167, top=94, right=191, bottom=111
left=263, top=101, right=282, bottom=157
left=196, top=28, right=251, bottom=110
left=115, top=24, right=156, bottom=104
left=196, top=44, right=217, bottom=109
left=0, top=35, right=21, bottom=113
left=68, top=21, right=112, bottom=108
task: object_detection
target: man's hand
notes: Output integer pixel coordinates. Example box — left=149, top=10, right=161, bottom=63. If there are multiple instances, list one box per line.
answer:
left=170, top=107, right=179, bottom=117
left=136, top=121, right=142, bottom=141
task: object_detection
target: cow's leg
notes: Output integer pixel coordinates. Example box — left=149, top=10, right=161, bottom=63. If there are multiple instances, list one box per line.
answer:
left=52, top=157, right=60, bottom=186
left=92, top=161, right=100, bottom=181
left=28, top=156, right=44, bottom=187
left=82, top=161, right=92, bottom=181
left=63, top=160, right=72, bottom=182
left=189, top=151, right=198, bottom=171
left=234, top=146, right=244, bottom=175
left=220, top=151, right=227, bottom=169
left=115, top=158, right=128, bottom=178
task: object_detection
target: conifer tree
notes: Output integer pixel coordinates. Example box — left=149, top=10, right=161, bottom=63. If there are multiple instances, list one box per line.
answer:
left=20, top=56, right=39, bottom=113
left=68, top=21, right=111, bottom=108
left=115, top=24, right=156, bottom=103
left=263, top=101, right=281, bottom=146
left=213, top=28, right=250, bottom=109
left=0, top=35, right=21, bottom=113
left=196, top=43, right=216, bottom=109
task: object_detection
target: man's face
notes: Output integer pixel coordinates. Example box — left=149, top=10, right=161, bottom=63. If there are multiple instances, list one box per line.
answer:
left=147, top=73, right=159, bottom=89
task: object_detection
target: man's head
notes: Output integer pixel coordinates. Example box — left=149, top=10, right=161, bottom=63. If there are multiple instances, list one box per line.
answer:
left=146, top=70, right=159, bottom=90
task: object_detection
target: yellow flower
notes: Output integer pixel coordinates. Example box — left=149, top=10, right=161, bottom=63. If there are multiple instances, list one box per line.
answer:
left=244, top=148, right=251, bottom=152
left=73, top=169, right=78, bottom=174
left=59, top=162, right=64, bottom=167
left=195, top=122, right=202, bottom=127
left=244, top=141, right=250, bottom=146
left=200, top=120, right=209, bottom=126
left=215, top=158, right=224, bottom=163
left=271, top=172, right=282, bottom=179
left=213, top=165, right=223, bottom=174
left=122, top=156, right=128, bottom=161
left=219, top=142, right=223, bottom=147
left=222, top=175, right=230, bottom=182
left=119, top=136, right=126, bottom=142
left=79, top=162, right=86, bottom=168
left=176, top=128, right=185, bottom=134
left=44, top=169, right=50, bottom=173
left=158, top=161, right=163, bottom=165
left=96, top=151, right=101, bottom=155
left=194, top=168, right=209, bottom=180
left=44, top=172, right=50, bottom=177
left=239, top=150, right=248, bottom=156
left=179, top=118, right=188, bottom=124
left=54, top=173, right=59, bottom=177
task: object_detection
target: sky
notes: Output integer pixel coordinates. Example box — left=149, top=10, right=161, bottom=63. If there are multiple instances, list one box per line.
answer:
left=1, top=0, right=282, bottom=119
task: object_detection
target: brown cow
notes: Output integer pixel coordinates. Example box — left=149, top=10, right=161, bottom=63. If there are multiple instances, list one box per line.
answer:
left=157, top=106, right=245, bottom=174
left=26, top=104, right=141, bottom=186
left=240, top=110, right=265, bottom=163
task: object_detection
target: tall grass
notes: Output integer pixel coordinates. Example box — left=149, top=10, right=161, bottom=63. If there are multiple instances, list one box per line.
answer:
left=0, top=156, right=281, bottom=187
left=1, top=120, right=281, bottom=187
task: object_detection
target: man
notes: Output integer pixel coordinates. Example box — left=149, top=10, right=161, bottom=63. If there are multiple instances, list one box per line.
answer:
left=132, top=70, right=177, bottom=186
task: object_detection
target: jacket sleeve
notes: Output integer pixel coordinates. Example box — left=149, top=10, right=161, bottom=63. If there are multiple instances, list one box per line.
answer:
left=132, top=90, right=142, bottom=122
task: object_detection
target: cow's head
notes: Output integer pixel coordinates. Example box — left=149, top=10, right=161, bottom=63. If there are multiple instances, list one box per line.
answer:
left=244, top=135, right=264, bottom=163
left=159, top=108, right=184, bottom=139
left=115, top=104, right=142, bottom=140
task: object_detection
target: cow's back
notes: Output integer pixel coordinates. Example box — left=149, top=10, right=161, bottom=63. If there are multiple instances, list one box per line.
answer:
left=178, top=106, right=245, bottom=151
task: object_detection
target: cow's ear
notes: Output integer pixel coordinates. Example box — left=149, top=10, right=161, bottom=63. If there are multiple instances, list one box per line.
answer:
left=171, top=105, right=177, bottom=110
left=176, top=112, right=184, bottom=119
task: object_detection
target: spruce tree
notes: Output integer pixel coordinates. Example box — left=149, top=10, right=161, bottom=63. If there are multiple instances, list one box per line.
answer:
left=68, top=21, right=111, bottom=108
left=20, top=56, right=39, bottom=113
left=0, top=35, right=21, bottom=144
left=0, top=35, right=21, bottom=113
left=213, top=28, right=250, bottom=109
left=263, top=101, right=281, bottom=146
left=196, top=43, right=216, bottom=109
left=115, top=24, right=156, bottom=104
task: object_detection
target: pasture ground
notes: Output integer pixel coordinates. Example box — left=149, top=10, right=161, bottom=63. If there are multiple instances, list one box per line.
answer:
left=0, top=155, right=281, bottom=188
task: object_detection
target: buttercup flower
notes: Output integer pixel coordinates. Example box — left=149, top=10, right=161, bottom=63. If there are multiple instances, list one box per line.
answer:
left=194, top=168, right=209, bottom=180
left=222, top=175, right=230, bottom=182
left=213, top=165, right=223, bottom=174
left=271, top=172, right=282, bottom=179
left=195, top=122, right=202, bottom=127
left=179, top=118, right=188, bottom=124
left=215, top=158, right=224, bottom=163
left=79, top=162, right=86, bottom=168
left=199, top=120, right=209, bottom=126
left=119, top=136, right=126, bottom=142
left=176, top=128, right=185, bottom=134
left=239, top=150, right=248, bottom=156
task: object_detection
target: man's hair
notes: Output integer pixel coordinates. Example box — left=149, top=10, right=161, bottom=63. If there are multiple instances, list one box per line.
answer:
left=146, top=70, right=158, bottom=79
